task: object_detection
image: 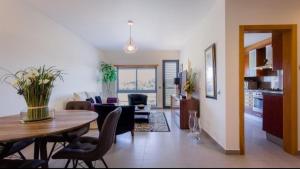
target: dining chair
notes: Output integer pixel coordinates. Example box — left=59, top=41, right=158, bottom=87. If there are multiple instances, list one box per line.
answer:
left=46, top=101, right=92, bottom=160
left=0, top=159, right=46, bottom=168
left=52, top=107, right=122, bottom=168
left=0, top=139, right=34, bottom=160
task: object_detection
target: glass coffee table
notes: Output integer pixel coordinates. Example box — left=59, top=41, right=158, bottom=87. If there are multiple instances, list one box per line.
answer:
left=135, top=106, right=151, bottom=123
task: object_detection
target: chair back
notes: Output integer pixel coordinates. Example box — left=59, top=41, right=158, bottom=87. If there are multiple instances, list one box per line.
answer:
left=65, top=101, right=92, bottom=138
left=128, top=94, right=148, bottom=106
left=94, top=108, right=122, bottom=157
left=66, top=101, right=92, bottom=111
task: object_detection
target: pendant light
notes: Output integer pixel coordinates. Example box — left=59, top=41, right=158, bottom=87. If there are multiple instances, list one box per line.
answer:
left=124, top=20, right=138, bottom=54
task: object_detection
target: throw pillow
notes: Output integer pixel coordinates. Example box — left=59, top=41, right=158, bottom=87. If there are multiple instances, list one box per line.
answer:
left=86, top=97, right=95, bottom=103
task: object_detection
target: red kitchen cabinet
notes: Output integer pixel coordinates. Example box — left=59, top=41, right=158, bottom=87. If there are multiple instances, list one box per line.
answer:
left=263, top=94, right=283, bottom=138
left=272, top=31, right=283, bottom=70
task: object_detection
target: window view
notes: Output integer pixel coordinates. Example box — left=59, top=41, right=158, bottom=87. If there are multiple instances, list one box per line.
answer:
left=137, top=69, right=156, bottom=91
left=118, top=67, right=157, bottom=106
left=118, top=69, right=136, bottom=90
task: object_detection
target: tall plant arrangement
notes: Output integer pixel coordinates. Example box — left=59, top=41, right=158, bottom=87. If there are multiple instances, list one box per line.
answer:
left=184, top=61, right=197, bottom=99
left=100, top=63, right=117, bottom=96
left=1, top=66, right=63, bottom=122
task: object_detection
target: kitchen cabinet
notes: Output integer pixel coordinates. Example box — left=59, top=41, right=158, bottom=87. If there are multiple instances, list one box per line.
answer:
left=263, top=94, right=283, bottom=138
left=245, top=49, right=257, bottom=77
left=272, top=31, right=283, bottom=70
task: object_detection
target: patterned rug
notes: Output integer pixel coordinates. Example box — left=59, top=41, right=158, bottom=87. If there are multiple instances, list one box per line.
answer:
left=135, top=112, right=170, bottom=132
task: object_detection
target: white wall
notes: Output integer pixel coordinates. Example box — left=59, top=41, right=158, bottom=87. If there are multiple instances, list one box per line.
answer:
left=0, top=0, right=102, bottom=116
left=181, top=0, right=227, bottom=148
left=103, top=50, right=180, bottom=108
left=225, top=0, right=300, bottom=150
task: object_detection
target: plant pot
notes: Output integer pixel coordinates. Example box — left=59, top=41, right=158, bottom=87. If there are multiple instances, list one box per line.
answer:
left=21, top=106, right=54, bottom=123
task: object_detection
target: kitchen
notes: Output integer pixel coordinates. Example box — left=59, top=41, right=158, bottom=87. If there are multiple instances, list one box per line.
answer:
left=244, top=32, right=284, bottom=146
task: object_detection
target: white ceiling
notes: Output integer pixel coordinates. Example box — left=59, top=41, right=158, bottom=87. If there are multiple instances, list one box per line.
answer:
left=244, top=33, right=272, bottom=47
left=24, top=0, right=216, bottom=51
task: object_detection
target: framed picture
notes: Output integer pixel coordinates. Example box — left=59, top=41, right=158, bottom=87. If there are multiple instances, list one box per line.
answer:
left=205, top=43, right=217, bottom=99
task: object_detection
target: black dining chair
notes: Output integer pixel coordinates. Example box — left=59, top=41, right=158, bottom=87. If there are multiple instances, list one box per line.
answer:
left=0, top=140, right=34, bottom=160
left=52, top=107, right=122, bottom=168
left=46, top=101, right=92, bottom=160
left=0, top=159, right=46, bottom=168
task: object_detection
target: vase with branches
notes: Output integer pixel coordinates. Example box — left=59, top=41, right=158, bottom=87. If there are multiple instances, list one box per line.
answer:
left=184, top=68, right=197, bottom=99
left=1, top=66, right=64, bottom=122
left=100, top=63, right=117, bottom=97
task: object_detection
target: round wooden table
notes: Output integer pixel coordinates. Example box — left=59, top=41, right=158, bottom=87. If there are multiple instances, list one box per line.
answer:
left=0, top=110, right=98, bottom=168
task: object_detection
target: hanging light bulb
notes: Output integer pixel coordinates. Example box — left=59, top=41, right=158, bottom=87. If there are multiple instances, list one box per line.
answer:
left=124, top=20, right=138, bottom=54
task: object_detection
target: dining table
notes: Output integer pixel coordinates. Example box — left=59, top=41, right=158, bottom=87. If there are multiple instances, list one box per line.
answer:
left=0, top=110, right=98, bottom=168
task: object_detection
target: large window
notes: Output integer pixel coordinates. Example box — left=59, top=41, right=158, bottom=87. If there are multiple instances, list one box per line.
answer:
left=117, top=67, right=157, bottom=106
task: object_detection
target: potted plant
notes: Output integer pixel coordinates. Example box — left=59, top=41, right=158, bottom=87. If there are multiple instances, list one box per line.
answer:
left=1, top=66, right=63, bottom=122
left=184, top=68, right=197, bottom=99
left=100, top=63, right=117, bottom=97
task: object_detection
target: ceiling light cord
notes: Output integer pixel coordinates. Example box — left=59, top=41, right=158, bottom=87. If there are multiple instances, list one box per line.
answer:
left=124, top=20, right=138, bottom=54
left=129, top=25, right=132, bottom=44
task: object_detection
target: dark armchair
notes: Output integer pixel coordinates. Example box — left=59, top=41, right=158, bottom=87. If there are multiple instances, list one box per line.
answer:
left=128, top=94, right=148, bottom=106
left=94, top=104, right=135, bottom=141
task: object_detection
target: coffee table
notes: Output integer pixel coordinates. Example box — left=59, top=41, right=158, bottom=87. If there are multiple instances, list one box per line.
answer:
left=135, top=106, right=151, bottom=123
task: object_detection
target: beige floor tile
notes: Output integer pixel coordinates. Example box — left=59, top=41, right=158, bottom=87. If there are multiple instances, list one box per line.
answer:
left=12, top=110, right=300, bottom=168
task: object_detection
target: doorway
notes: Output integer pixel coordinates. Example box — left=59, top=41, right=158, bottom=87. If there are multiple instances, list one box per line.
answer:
left=239, top=25, right=298, bottom=155
left=163, top=60, right=179, bottom=108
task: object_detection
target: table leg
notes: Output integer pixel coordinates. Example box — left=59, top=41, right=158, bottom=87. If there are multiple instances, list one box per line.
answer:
left=34, top=138, right=49, bottom=168
left=40, top=139, right=48, bottom=168
left=34, top=140, right=40, bottom=160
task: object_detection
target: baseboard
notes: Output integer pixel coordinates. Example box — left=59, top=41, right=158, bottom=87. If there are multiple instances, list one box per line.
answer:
left=202, top=130, right=241, bottom=155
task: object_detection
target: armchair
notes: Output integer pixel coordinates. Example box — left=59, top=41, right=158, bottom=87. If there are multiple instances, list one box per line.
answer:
left=128, top=94, right=148, bottom=106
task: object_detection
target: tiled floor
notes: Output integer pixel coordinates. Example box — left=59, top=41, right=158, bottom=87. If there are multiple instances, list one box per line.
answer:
left=21, top=110, right=300, bottom=168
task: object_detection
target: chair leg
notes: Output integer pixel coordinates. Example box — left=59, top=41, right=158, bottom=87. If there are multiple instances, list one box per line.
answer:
left=131, top=129, right=135, bottom=138
left=114, top=136, right=117, bottom=144
left=84, top=161, right=94, bottom=168
left=48, top=142, right=57, bottom=160
left=73, top=160, right=78, bottom=168
left=65, top=159, right=71, bottom=169
left=18, top=151, right=26, bottom=160
left=101, top=158, right=108, bottom=169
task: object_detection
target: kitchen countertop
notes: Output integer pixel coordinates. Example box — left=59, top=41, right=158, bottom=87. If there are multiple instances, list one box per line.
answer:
left=245, top=89, right=284, bottom=95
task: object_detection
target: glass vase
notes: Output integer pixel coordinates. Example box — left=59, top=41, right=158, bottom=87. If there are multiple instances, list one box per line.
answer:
left=20, top=106, right=55, bottom=123
left=189, top=111, right=197, bottom=134
left=188, top=110, right=202, bottom=142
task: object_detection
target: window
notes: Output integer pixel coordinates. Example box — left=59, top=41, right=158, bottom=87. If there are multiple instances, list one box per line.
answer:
left=117, top=67, right=157, bottom=106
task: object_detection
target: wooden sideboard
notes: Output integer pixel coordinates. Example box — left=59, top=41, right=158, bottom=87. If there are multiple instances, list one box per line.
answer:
left=171, top=95, right=200, bottom=129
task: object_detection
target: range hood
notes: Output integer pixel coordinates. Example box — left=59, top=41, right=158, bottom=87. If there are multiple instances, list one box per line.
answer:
left=255, top=59, right=273, bottom=70
left=256, top=45, right=273, bottom=70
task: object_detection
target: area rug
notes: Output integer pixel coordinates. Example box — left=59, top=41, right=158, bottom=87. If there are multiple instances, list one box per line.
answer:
left=135, top=112, right=170, bottom=132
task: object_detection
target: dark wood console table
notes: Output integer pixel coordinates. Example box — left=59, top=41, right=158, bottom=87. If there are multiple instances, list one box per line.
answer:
left=171, top=95, right=200, bottom=129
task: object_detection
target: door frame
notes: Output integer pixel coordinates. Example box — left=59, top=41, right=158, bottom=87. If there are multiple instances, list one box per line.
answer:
left=239, top=25, right=298, bottom=155
left=162, top=60, right=179, bottom=108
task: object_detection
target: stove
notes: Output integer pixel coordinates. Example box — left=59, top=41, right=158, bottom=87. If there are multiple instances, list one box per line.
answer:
left=253, top=91, right=263, bottom=113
